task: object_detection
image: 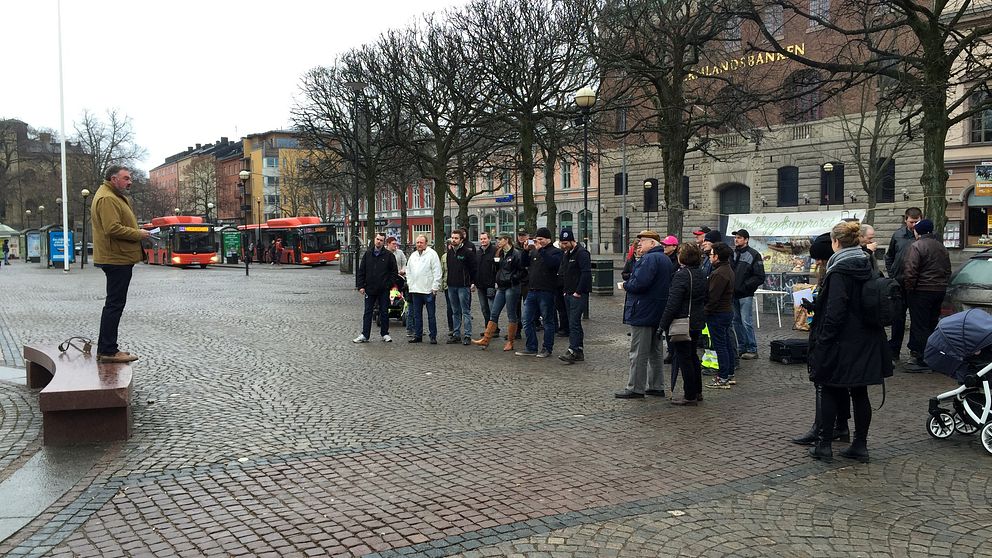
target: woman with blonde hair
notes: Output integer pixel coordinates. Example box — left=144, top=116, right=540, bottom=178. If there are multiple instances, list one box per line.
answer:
left=806, top=221, right=893, bottom=463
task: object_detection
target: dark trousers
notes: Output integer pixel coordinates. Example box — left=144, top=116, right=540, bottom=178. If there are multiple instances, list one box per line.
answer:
left=563, top=293, right=585, bottom=352
left=672, top=330, right=703, bottom=399
left=555, top=290, right=569, bottom=334
left=479, top=288, right=494, bottom=326
left=410, top=292, right=437, bottom=340
left=818, top=385, right=871, bottom=442
left=362, top=290, right=390, bottom=338
left=706, top=311, right=735, bottom=380
left=906, top=290, right=944, bottom=355
left=888, top=287, right=909, bottom=355
left=97, top=264, right=134, bottom=356
left=523, top=290, right=557, bottom=352
left=444, top=289, right=454, bottom=334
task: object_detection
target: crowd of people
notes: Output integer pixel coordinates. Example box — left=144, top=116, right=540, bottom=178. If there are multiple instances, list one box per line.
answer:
left=353, top=206, right=954, bottom=465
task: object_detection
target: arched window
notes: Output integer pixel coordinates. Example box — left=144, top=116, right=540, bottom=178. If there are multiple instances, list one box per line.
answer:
left=784, top=70, right=823, bottom=123
left=468, top=215, right=479, bottom=241
left=820, top=162, right=845, bottom=205
left=578, top=209, right=593, bottom=243
left=560, top=211, right=574, bottom=232
left=719, top=183, right=751, bottom=215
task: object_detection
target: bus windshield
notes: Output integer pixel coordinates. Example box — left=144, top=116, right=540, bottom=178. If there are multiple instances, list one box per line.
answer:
left=173, top=232, right=214, bottom=253
left=303, top=232, right=340, bottom=252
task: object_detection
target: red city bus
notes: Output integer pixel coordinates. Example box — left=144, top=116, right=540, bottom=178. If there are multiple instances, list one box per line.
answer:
left=142, top=216, right=219, bottom=268
left=241, top=216, right=341, bottom=265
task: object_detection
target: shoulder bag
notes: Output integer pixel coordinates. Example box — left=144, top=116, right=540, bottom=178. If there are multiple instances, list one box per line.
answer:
left=668, top=268, right=693, bottom=343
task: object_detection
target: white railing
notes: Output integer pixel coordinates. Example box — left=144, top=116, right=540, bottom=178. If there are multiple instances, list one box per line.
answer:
left=792, top=124, right=813, bottom=140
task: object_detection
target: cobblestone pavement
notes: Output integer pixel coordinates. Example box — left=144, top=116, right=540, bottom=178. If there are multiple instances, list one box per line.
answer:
left=0, top=261, right=989, bottom=557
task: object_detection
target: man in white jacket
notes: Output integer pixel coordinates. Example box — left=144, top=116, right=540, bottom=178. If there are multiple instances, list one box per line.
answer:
left=405, top=234, right=442, bottom=344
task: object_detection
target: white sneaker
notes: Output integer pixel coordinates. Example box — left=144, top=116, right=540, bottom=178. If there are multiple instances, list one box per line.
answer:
left=353, top=335, right=368, bottom=343
left=382, top=335, right=393, bottom=342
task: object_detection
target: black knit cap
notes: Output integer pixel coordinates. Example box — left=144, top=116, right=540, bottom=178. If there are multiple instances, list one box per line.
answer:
left=809, top=232, right=834, bottom=261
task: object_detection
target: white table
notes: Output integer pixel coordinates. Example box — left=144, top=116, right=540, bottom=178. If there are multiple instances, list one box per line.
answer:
left=753, top=289, right=791, bottom=328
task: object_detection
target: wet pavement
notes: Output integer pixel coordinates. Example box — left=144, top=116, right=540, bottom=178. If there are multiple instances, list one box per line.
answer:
left=0, top=260, right=989, bottom=557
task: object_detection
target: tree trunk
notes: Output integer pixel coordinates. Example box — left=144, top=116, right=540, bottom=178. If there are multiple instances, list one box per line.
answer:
left=432, top=171, right=448, bottom=253
left=543, top=148, right=558, bottom=233
left=920, top=103, right=950, bottom=235
left=661, top=143, right=687, bottom=238
left=364, top=178, right=376, bottom=243
left=519, top=124, right=537, bottom=231
left=399, top=187, right=409, bottom=249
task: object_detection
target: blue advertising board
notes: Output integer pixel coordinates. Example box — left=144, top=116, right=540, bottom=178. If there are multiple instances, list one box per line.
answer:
left=49, top=230, right=75, bottom=263
left=495, top=195, right=514, bottom=203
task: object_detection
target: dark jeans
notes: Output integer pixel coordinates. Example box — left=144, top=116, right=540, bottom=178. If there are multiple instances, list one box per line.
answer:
left=523, top=290, right=557, bottom=352
left=563, top=293, right=585, bottom=352
left=555, top=290, right=569, bottom=334
left=362, top=290, right=390, bottom=338
left=906, top=290, right=944, bottom=355
left=97, top=264, right=134, bottom=356
left=707, top=311, right=735, bottom=381
left=410, top=292, right=437, bottom=340
left=444, top=289, right=454, bottom=334
left=672, top=330, right=703, bottom=399
left=479, top=288, right=494, bottom=326
left=888, top=287, right=909, bottom=355
left=818, top=385, right=871, bottom=442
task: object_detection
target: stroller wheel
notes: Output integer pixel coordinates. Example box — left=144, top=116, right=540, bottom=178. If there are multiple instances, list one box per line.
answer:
left=982, top=423, right=992, bottom=455
left=954, top=414, right=980, bottom=435
left=927, top=412, right=955, bottom=439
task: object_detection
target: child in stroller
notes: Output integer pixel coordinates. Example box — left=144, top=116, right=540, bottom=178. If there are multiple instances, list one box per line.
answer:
left=374, top=276, right=408, bottom=327
left=924, top=308, right=992, bottom=455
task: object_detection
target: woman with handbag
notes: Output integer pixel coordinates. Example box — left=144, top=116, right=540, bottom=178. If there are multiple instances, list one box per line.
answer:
left=659, top=243, right=708, bottom=405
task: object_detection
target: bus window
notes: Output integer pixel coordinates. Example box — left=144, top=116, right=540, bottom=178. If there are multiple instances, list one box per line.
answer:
left=173, top=231, right=214, bottom=253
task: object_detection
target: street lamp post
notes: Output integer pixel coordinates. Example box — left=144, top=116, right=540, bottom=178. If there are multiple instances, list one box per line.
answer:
left=239, top=170, right=251, bottom=277
left=81, top=189, right=90, bottom=268
left=822, top=162, right=834, bottom=210
left=25, top=209, right=32, bottom=229
left=38, top=205, right=45, bottom=228
left=255, top=197, right=262, bottom=263
left=206, top=201, right=214, bottom=222
left=344, top=80, right=367, bottom=271
left=575, top=86, right=596, bottom=249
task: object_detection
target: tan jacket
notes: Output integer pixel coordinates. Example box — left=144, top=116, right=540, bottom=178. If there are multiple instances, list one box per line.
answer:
left=91, top=182, right=143, bottom=265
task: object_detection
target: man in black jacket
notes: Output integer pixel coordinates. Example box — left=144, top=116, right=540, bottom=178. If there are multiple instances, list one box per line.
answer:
left=446, top=229, right=478, bottom=345
left=558, top=229, right=591, bottom=363
left=731, top=229, right=765, bottom=359
left=354, top=232, right=398, bottom=343
left=515, top=227, right=563, bottom=358
left=884, top=207, right=922, bottom=360
left=475, top=232, right=497, bottom=335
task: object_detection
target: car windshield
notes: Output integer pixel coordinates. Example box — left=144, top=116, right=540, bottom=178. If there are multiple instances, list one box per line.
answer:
left=952, top=257, right=992, bottom=286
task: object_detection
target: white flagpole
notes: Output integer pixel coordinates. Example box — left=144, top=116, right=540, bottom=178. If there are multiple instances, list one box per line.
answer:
left=57, top=0, right=71, bottom=272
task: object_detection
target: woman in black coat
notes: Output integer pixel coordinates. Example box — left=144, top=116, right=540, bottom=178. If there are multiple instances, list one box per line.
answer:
left=807, top=221, right=893, bottom=463
left=659, top=243, right=708, bottom=405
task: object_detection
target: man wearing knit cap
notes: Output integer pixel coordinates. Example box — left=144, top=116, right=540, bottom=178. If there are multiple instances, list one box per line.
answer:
left=615, top=230, right=673, bottom=398
left=515, top=227, right=563, bottom=358
left=902, top=219, right=951, bottom=370
left=701, top=229, right=722, bottom=276
left=557, top=228, right=591, bottom=363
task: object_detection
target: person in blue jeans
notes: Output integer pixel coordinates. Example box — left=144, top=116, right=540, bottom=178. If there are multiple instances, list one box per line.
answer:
left=557, top=228, right=591, bottom=363
left=515, top=227, right=562, bottom=358
left=705, top=242, right=737, bottom=388
left=445, top=230, right=477, bottom=345
left=405, top=235, right=442, bottom=343
left=730, top=229, right=765, bottom=359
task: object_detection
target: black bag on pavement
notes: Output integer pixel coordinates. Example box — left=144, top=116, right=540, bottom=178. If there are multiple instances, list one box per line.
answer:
left=769, top=339, right=809, bottom=365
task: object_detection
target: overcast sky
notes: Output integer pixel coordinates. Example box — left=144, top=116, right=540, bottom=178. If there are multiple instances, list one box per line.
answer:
left=3, top=0, right=462, bottom=174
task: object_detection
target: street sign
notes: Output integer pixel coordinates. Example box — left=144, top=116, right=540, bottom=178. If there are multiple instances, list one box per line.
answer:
left=374, top=219, right=388, bottom=226
left=495, top=195, right=514, bottom=203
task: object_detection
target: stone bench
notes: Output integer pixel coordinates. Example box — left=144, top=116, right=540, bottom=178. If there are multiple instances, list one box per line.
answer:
left=24, top=344, right=133, bottom=445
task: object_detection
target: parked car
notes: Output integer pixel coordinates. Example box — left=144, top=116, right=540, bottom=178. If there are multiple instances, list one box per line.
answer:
left=942, top=248, right=992, bottom=316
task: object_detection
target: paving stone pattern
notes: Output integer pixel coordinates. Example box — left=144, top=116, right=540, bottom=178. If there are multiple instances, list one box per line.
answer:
left=0, top=261, right=988, bottom=557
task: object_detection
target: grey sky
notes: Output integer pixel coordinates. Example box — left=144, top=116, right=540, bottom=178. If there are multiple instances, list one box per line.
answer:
left=3, top=0, right=461, bottom=174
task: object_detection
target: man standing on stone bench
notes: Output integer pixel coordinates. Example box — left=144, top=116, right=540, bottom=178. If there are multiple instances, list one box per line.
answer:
left=92, top=166, right=149, bottom=363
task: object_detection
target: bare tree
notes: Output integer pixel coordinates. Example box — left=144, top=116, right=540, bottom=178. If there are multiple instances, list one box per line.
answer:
left=180, top=156, right=216, bottom=218
left=128, top=169, right=173, bottom=222
left=739, top=0, right=992, bottom=233
left=73, top=109, right=146, bottom=187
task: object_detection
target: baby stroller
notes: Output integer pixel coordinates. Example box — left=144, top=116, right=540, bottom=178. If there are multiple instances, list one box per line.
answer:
left=924, top=308, right=992, bottom=455
left=374, top=279, right=408, bottom=327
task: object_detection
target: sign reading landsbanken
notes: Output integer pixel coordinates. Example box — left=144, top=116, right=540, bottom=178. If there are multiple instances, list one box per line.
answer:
left=726, top=210, right=863, bottom=238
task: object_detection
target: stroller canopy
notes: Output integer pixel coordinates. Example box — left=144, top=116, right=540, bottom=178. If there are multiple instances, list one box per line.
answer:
left=925, top=309, right=992, bottom=382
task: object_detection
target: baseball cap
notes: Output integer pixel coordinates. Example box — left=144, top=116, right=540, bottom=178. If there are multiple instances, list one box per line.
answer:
left=516, top=228, right=529, bottom=236
left=692, top=226, right=711, bottom=236
left=731, top=229, right=749, bottom=239
left=636, top=230, right=662, bottom=242
left=559, top=229, right=575, bottom=242
left=662, top=235, right=679, bottom=246
left=703, top=230, right=723, bottom=243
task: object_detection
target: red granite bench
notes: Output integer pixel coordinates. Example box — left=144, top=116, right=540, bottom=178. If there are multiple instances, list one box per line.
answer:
left=24, top=344, right=133, bottom=445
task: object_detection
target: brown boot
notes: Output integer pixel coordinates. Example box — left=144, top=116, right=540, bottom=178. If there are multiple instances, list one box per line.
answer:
left=472, top=321, right=499, bottom=348
left=503, top=322, right=519, bottom=351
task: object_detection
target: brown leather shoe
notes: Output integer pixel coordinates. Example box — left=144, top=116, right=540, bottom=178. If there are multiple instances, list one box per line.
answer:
left=670, top=397, right=699, bottom=406
left=97, top=351, right=139, bottom=363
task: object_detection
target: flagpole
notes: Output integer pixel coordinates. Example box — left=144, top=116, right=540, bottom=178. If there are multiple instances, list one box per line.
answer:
left=57, top=0, right=71, bottom=272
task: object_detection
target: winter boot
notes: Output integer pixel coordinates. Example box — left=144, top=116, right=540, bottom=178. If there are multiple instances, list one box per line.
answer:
left=838, top=435, right=870, bottom=463
left=472, top=321, right=499, bottom=348
left=808, top=441, right=833, bottom=463
left=503, top=323, right=519, bottom=352
left=832, top=419, right=850, bottom=442
left=791, top=384, right=823, bottom=446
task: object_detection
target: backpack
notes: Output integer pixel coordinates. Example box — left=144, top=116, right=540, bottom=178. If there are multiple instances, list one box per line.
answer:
left=861, top=276, right=902, bottom=327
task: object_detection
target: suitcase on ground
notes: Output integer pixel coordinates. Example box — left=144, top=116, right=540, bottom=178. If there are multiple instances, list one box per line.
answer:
left=769, top=339, right=809, bottom=365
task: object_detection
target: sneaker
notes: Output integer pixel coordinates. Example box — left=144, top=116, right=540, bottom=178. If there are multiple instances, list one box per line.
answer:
left=462, top=337, right=471, bottom=346
left=740, top=352, right=758, bottom=360
left=429, top=338, right=438, bottom=345
left=515, top=349, right=538, bottom=356
left=408, top=337, right=423, bottom=343
left=645, top=389, right=666, bottom=397
left=446, top=337, right=461, bottom=344
left=706, top=378, right=731, bottom=389
left=727, top=375, right=737, bottom=385
left=535, top=350, right=552, bottom=358
left=352, top=335, right=369, bottom=343
left=558, top=349, right=584, bottom=363
left=382, top=335, right=393, bottom=342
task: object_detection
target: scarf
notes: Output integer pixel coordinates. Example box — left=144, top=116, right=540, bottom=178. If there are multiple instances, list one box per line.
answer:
left=825, top=245, right=866, bottom=276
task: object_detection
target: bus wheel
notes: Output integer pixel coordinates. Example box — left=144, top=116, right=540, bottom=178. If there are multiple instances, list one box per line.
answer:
left=199, top=264, right=208, bottom=269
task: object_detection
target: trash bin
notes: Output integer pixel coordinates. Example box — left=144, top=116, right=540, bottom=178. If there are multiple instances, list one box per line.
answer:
left=590, top=258, right=614, bottom=295
left=339, top=247, right=354, bottom=274
left=226, top=253, right=239, bottom=264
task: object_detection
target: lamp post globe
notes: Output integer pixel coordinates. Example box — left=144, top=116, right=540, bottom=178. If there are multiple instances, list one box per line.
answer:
left=38, top=205, right=45, bottom=227
left=574, top=86, right=597, bottom=248
left=175, top=207, right=181, bottom=215
left=25, top=209, right=32, bottom=228
left=822, top=162, right=834, bottom=172
left=206, top=202, right=214, bottom=222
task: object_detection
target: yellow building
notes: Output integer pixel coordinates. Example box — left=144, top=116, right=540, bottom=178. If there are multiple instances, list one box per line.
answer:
left=243, top=130, right=321, bottom=225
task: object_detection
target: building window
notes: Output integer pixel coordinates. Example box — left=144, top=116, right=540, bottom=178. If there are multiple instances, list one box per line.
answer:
left=264, top=176, right=279, bottom=188
left=784, top=70, right=823, bottom=123
left=682, top=176, right=690, bottom=209
left=561, top=160, right=571, bottom=189
left=820, top=162, right=845, bottom=205
left=971, top=92, right=992, bottom=143
left=486, top=173, right=495, bottom=192
left=765, top=5, right=784, bottom=39
left=468, top=215, right=479, bottom=241
left=264, top=157, right=278, bottom=168
left=264, top=194, right=280, bottom=205
left=412, top=186, right=421, bottom=209
left=443, top=216, right=452, bottom=239
left=499, top=210, right=514, bottom=235
left=391, top=191, right=398, bottom=210
left=501, top=170, right=511, bottom=193
left=560, top=211, right=574, bottom=232
left=873, top=158, right=896, bottom=203
left=614, top=172, right=628, bottom=195
left=483, top=213, right=496, bottom=235
left=578, top=209, right=592, bottom=242
left=424, top=184, right=432, bottom=208
left=809, top=0, right=829, bottom=27
left=777, top=166, right=799, bottom=207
